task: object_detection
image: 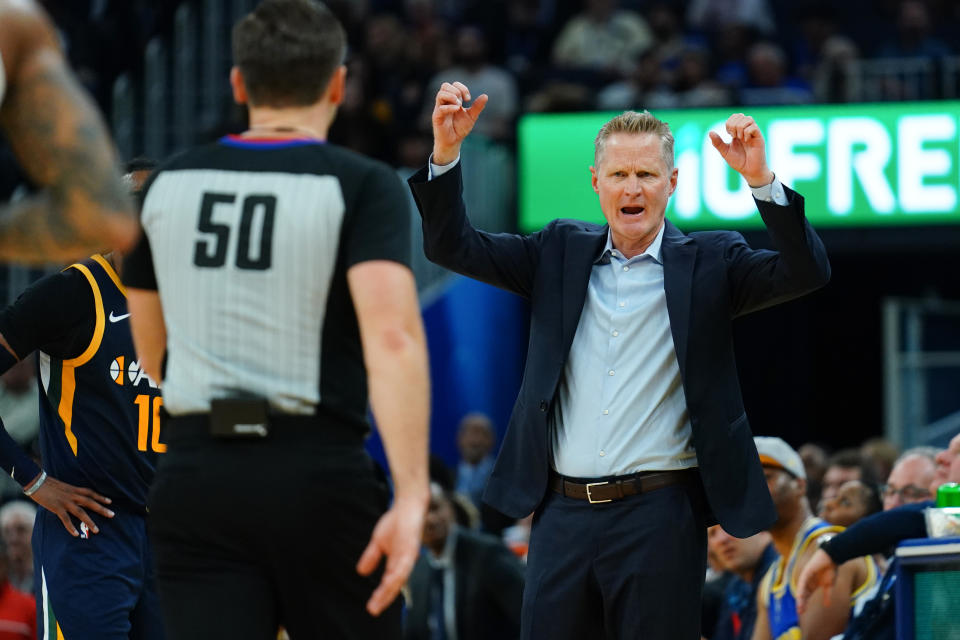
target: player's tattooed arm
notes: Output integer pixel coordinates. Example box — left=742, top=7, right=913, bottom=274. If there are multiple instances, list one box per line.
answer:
left=0, top=3, right=137, bottom=264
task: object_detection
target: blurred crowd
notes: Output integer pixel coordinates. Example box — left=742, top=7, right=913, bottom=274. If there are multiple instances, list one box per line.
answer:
left=35, top=0, right=960, bottom=169
left=415, top=411, right=957, bottom=640
left=327, top=0, right=960, bottom=166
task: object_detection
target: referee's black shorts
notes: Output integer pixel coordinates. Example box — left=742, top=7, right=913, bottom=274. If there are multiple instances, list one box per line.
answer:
left=148, top=413, right=399, bottom=640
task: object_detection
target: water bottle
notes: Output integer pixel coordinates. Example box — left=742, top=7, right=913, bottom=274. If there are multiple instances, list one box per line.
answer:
left=935, top=483, right=960, bottom=508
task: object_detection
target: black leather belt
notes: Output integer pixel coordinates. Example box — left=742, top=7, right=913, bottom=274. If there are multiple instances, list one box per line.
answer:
left=163, top=412, right=364, bottom=446
left=549, top=468, right=697, bottom=504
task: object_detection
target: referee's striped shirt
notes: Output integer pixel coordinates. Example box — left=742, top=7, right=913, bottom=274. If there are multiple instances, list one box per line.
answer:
left=123, top=136, right=411, bottom=434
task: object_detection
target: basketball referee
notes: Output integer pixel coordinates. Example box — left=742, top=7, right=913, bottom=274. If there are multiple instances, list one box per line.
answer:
left=122, top=1, right=430, bottom=638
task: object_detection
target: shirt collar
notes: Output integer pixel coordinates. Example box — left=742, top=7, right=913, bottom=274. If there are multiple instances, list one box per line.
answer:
left=596, top=221, right=666, bottom=265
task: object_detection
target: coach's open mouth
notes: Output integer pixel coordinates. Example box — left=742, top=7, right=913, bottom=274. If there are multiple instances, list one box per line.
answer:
left=621, top=206, right=644, bottom=215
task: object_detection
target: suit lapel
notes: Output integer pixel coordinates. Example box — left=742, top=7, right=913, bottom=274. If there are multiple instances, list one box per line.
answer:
left=561, top=227, right=608, bottom=352
left=661, top=220, right=697, bottom=372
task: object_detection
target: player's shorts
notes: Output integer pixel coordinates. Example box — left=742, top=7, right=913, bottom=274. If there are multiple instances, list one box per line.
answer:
left=33, top=506, right=164, bottom=640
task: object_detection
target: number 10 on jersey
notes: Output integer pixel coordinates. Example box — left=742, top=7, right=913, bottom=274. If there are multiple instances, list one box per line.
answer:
left=135, top=395, right=167, bottom=453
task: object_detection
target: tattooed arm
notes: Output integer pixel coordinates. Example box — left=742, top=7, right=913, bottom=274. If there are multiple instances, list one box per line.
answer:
left=0, top=0, right=137, bottom=264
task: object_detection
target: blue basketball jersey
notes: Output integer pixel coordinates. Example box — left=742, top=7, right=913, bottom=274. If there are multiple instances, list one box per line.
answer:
left=37, top=255, right=164, bottom=514
left=760, top=516, right=879, bottom=640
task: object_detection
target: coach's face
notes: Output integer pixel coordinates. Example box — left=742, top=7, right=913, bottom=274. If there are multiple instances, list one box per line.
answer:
left=591, top=132, right=678, bottom=259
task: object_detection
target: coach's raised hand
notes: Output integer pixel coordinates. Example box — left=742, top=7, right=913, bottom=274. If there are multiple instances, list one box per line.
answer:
left=708, top=113, right=776, bottom=188
left=431, top=81, right=488, bottom=166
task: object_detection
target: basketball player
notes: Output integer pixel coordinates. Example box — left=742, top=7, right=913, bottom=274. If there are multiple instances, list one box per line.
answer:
left=0, top=161, right=164, bottom=639
left=123, top=1, right=429, bottom=639
left=0, top=0, right=136, bottom=263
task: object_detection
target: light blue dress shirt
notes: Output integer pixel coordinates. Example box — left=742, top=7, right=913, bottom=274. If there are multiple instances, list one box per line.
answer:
left=551, top=223, right=697, bottom=477
left=429, top=155, right=789, bottom=479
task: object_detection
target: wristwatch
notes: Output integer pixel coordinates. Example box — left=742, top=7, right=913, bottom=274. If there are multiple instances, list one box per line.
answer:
left=817, top=534, right=836, bottom=555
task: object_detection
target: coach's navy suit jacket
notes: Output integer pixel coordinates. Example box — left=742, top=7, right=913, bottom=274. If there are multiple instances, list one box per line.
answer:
left=409, top=164, right=830, bottom=538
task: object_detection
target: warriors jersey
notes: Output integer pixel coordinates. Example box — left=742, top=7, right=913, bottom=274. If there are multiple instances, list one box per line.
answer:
left=36, top=255, right=163, bottom=513
left=760, top=517, right=879, bottom=640
left=124, top=136, right=410, bottom=432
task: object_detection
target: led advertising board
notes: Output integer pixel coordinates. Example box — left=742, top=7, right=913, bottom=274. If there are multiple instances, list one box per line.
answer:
left=518, top=102, right=960, bottom=232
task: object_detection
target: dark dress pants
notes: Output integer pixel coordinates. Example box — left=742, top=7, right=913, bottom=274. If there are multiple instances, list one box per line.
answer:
left=521, top=479, right=708, bottom=640
left=148, top=422, right=401, bottom=640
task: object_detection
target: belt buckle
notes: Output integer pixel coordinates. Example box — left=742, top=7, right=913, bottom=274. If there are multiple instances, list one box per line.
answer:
left=585, top=481, right=611, bottom=504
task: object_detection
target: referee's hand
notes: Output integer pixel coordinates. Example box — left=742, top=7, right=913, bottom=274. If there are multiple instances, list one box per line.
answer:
left=29, top=475, right=115, bottom=536
left=356, top=496, right=427, bottom=616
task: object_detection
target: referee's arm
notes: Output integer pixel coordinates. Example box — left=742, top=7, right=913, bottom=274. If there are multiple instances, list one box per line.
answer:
left=349, top=259, right=430, bottom=617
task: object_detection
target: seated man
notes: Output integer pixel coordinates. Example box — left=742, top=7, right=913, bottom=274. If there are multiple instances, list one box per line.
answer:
left=797, top=432, right=960, bottom=640
left=405, top=483, right=524, bottom=640
left=0, top=536, right=34, bottom=639
left=880, top=447, right=939, bottom=510
left=706, top=525, right=777, bottom=640
left=751, top=437, right=878, bottom=640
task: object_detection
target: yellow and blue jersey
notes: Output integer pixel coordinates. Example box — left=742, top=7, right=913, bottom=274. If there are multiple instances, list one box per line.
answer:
left=37, top=255, right=164, bottom=514
left=760, top=516, right=878, bottom=640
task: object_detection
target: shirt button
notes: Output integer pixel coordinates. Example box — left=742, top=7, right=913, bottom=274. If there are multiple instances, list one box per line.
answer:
left=612, top=330, right=619, bottom=337
left=602, top=409, right=609, bottom=415
left=619, top=302, right=625, bottom=308
left=608, top=370, right=615, bottom=376
left=623, top=266, right=629, bottom=272
left=599, top=450, right=606, bottom=457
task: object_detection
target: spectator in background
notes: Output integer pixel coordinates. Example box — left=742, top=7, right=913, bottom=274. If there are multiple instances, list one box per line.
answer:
left=811, top=35, right=861, bottom=102
left=648, top=45, right=731, bottom=108
left=875, top=0, right=951, bottom=59
left=799, top=442, right=829, bottom=508
left=821, top=480, right=882, bottom=528
left=751, top=437, right=877, bottom=640
left=501, top=514, right=532, bottom=562
left=820, top=448, right=867, bottom=507
left=0, top=361, right=39, bottom=500
left=0, top=360, right=38, bottom=448
left=430, top=454, right=481, bottom=530
left=551, top=0, right=653, bottom=78
left=422, top=25, right=517, bottom=142
left=454, top=413, right=496, bottom=510
left=644, top=3, right=687, bottom=70
left=524, top=81, right=594, bottom=112
left=860, top=437, right=899, bottom=486
left=405, top=483, right=524, bottom=640
left=796, top=432, right=960, bottom=640
left=0, top=538, right=34, bottom=640
left=595, top=49, right=664, bottom=110
left=503, top=0, right=555, bottom=75
left=706, top=525, right=777, bottom=640
left=739, top=42, right=813, bottom=105
left=701, top=558, right=737, bottom=640
left=881, top=447, right=938, bottom=510
left=686, top=0, right=776, bottom=36
left=0, top=503, right=34, bottom=594
left=815, top=445, right=940, bottom=637
left=709, top=23, right=756, bottom=90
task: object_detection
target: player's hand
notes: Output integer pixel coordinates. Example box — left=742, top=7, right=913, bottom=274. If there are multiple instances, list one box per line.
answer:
left=431, top=81, right=488, bottom=166
left=29, top=475, right=114, bottom=536
left=796, top=548, right=838, bottom=614
left=708, top=113, right=775, bottom=187
left=356, top=495, right=427, bottom=616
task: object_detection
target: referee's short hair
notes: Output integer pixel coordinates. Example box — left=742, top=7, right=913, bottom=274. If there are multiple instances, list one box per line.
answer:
left=232, top=0, right=346, bottom=108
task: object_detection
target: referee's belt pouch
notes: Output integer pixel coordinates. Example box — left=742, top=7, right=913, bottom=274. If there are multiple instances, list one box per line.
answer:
left=210, top=398, right=270, bottom=439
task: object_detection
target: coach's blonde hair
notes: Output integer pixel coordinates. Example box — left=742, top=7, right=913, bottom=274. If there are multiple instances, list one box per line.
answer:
left=594, top=110, right=674, bottom=169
